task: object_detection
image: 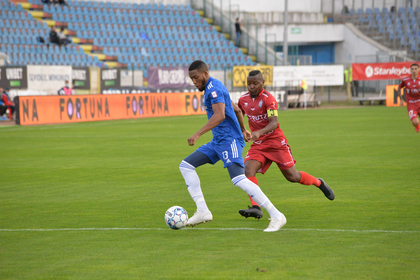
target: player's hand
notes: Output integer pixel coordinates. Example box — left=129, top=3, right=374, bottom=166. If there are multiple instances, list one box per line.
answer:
left=251, top=131, right=261, bottom=142
left=243, top=130, right=252, bottom=142
left=188, top=134, right=200, bottom=146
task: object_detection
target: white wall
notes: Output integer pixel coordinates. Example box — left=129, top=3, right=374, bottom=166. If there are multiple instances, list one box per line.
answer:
left=216, top=0, right=322, bottom=13
left=335, top=23, right=390, bottom=65
left=210, top=0, right=418, bottom=14
left=246, top=23, right=344, bottom=44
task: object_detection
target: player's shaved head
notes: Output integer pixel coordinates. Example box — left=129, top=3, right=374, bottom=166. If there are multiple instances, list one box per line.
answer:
left=247, top=70, right=265, bottom=97
left=410, top=63, right=419, bottom=68
left=248, top=70, right=263, bottom=80
left=189, top=60, right=208, bottom=72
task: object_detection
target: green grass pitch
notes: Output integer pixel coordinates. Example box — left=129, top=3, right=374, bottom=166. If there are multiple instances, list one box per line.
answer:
left=1, top=106, right=419, bottom=279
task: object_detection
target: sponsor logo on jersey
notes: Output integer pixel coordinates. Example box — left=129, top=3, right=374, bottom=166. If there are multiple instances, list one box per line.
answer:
left=250, top=108, right=255, bottom=111
left=248, top=114, right=268, bottom=122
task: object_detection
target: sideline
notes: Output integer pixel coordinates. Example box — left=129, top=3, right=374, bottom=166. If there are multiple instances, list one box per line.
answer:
left=1, top=227, right=419, bottom=233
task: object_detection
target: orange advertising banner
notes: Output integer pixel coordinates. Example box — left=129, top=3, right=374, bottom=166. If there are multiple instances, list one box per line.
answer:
left=386, top=85, right=407, bottom=107
left=17, top=92, right=206, bottom=126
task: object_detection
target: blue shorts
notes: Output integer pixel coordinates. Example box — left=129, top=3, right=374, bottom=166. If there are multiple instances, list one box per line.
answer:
left=197, top=138, right=244, bottom=168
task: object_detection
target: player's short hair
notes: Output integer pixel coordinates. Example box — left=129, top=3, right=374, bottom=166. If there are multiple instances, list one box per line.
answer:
left=188, top=60, right=208, bottom=72
left=410, top=63, right=419, bottom=68
left=248, top=70, right=262, bottom=77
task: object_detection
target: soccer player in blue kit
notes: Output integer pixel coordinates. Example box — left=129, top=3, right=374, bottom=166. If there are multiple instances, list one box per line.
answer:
left=179, top=60, right=287, bottom=232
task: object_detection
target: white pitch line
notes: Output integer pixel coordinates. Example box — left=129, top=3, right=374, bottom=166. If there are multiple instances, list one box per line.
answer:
left=0, top=228, right=419, bottom=233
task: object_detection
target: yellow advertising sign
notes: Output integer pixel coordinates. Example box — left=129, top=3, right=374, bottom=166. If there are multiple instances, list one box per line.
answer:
left=386, top=85, right=407, bottom=107
left=232, top=65, right=273, bottom=87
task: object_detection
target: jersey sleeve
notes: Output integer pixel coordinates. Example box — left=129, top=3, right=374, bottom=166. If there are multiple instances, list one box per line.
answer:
left=399, top=79, right=405, bottom=89
left=265, top=94, right=279, bottom=111
left=208, top=87, right=225, bottom=105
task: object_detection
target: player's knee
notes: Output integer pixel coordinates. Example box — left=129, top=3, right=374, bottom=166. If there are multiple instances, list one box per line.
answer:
left=412, top=117, right=419, bottom=126
left=244, top=166, right=255, bottom=177
left=179, top=160, right=195, bottom=172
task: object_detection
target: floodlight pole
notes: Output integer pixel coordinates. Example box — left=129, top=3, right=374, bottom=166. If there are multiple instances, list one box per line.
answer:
left=283, top=0, right=288, bottom=66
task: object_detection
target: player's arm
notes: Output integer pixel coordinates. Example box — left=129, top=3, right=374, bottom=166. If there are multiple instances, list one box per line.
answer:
left=251, top=109, right=278, bottom=142
left=188, top=102, right=225, bottom=146
left=398, top=80, right=405, bottom=90
left=232, top=102, right=252, bottom=141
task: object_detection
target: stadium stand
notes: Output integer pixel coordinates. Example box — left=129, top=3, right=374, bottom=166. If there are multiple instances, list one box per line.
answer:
left=0, top=0, right=256, bottom=77
left=341, top=6, right=420, bottom=59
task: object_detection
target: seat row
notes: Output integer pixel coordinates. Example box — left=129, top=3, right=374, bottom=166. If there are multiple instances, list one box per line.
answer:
left=1, top=43, right=83, bottom=55
left=53, top=14, right=201, bottom=25
left=29, top=0, right=191, bottom=10
left=0, top=1, right=25, bottom=11
left=347, top=6, right=420, bottom=15
left=118, top=54, right=252, bottom=64
left=0, top=10, right=31, bottom=20
left=44, top=5, right=197, bottom=17
left=77, top=31, right=222, bottom=41
left=68, top=22, right=214, bottom=34
left=0, top=19, right=48, bottom=29
left=0, top=36, right=45, bottom=45
left=2, top=28, right=50, bottom=38
left=102, top=46, right=244, bottom=56
left=92, top=38, right=236, bottom=49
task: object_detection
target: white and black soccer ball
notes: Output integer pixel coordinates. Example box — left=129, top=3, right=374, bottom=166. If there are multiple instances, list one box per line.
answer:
left=165, top=206, right=188, bottom=230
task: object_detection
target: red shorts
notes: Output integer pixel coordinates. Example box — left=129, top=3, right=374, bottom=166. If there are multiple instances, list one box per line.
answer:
left=244, top=138, right=296, bottom=174
left=407, top=99, right=420, bottom=121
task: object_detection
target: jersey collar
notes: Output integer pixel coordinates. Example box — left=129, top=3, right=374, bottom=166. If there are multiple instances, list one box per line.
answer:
left=250, top=88, right=265, bottom=98
left=205, top=76, right=214, bottom=89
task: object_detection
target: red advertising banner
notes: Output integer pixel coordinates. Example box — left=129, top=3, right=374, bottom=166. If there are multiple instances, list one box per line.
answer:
left=17, top=92, right=205, bottom=126
left=352, top=62, right=419, bottom=81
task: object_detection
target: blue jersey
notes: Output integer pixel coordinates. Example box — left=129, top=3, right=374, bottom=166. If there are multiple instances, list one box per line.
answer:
left=203, top=77, right=244, bottom=147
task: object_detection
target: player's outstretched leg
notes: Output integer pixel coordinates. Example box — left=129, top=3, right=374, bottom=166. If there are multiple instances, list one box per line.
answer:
left=318, top=178, right=335, bottom=200
left=284, top=168, right=335, bottom=201
left=239, top=177, right=263, bottom=219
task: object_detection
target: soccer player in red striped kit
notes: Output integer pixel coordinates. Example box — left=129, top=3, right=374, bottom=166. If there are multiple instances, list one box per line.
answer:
left=237, top=70, right=335, bottom=219
left=398, top=63, right=420, bottom=133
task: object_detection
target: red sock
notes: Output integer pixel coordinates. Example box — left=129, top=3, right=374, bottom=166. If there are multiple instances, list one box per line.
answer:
left=299, top=171, right=321, bottom=187
left=415, top=124, right=420, bottom=132
left=247, top=176, right=260, bottom=207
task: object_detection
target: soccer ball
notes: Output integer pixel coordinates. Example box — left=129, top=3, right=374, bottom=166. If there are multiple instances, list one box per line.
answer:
left=164, top=206, right=188, bottom=230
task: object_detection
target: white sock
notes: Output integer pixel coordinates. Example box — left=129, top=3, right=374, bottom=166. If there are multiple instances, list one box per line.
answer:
left=232, top=175, right=282, bottom=218
left=179, top=161, right=210, bottom=213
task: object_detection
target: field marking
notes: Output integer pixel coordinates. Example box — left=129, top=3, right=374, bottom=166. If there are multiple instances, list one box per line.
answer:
left=0, top=115, right=203, bottom=132
left=0, top=228, right=419, bottom=233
